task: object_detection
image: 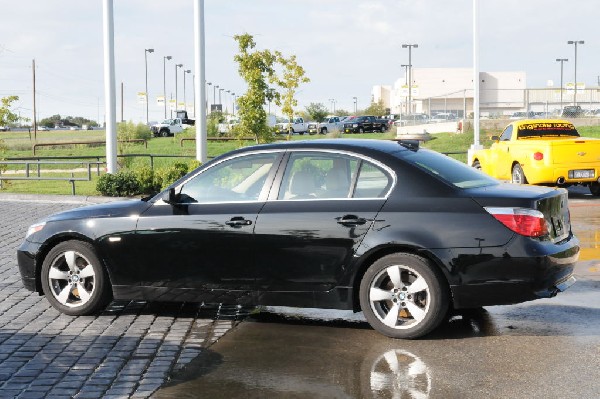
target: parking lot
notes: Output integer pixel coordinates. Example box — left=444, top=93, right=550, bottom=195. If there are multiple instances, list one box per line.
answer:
left=0, top=191, right=598, bottom=398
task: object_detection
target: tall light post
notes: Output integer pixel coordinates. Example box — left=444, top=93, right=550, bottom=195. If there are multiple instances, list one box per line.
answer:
left=402, top=44, right=418, bottom=114
left=225, top=90, right=231, bottom=113
left=219, top=88, right=224, bottom=107
left=328, top=98, right=336, bottom=114
left=401, top=64, right=409, bottom=114
left=162, top=55, right=172, bottom=118
left=213, top=85, right=219, bottom=109
left=231, top=92, right=236, bottom=116
left=183, top=69, right=191, bottom=112
left=353, top=96, right=357, bottom=114
left=206, top=82, right=212, bottom=113
left=567, top=40, right=584, bottom=106
left=144, top=48, right=154, bottom=124
left=175, top=63, right=183, bottom=113
left=556, top=58, right=568, bottom=112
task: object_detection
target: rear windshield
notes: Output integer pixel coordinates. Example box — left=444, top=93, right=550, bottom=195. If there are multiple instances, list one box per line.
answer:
left=517, top=122, right=579, bottom=138
left=402, top=149, right=497, bottom=189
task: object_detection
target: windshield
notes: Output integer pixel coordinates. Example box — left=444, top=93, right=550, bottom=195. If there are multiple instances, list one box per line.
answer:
left=403, top=149, right=497, bottom=189
left=161, top=119, right=173, bottom=124
left=517, top=122, right=580, bottom=138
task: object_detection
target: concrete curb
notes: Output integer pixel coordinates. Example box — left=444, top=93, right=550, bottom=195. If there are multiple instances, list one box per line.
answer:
left=0, top=192, right=129, bottom=204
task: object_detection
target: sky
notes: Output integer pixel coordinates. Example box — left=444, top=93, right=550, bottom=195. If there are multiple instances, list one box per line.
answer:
left=1, top=0, right=599, bottom=124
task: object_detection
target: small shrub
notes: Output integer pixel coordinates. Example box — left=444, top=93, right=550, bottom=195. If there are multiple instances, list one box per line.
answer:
left=155, top=162, right=189, bottom=190
left=96, top=170, right=141, bottom=197
left=133, top=165, right=161, bottom=194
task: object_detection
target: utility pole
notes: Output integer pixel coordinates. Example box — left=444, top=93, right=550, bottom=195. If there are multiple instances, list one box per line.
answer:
left=32, top=59, right=37, bottom=140
left=120, top=82, right=124, bottom=122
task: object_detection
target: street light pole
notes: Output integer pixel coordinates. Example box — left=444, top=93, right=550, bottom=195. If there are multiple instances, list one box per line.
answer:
left=556, top=58, right=568, bottom=113
left=353, top=97, right=357, bottom=114
left=214, top=85, right=218, bottom=109
left=144, top=48, right=154, bottom=124
left=328, top=98, right=336, bottom=114
left=225, top=90, right=230, bottom=113
left=183, top=70, right=191, bottom=112
left=401, top=64, right=409, bottom=114
left=231, top=92, right=236, bottom=116
left=163, top=55, right=172, bottom=118
left=175, top=63, right=182, bottom=114
left=206, top=82, right=211, bottom=114
left=402, top=44, right=418, bottom=115
left=567, top=40, right=584, bottom=106
left=219, top=88, right=224, bottom=108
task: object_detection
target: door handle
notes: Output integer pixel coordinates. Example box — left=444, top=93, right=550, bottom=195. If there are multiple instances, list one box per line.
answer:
left=337, top=215, right=367, bottom=226
left=225, top=217, right=252, bottom=227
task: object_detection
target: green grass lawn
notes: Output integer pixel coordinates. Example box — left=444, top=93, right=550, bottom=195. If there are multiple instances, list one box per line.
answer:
left=2, top=125, right=600, bottom=196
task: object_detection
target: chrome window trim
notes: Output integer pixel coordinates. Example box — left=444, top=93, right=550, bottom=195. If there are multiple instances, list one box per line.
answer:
left=271, top=148, right=397, bottom=201
left=154, top=149, right=284, bottom=206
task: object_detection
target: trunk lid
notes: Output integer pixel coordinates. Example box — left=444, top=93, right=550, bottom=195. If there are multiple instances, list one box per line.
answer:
left=465, top=183, right=571, bottom=242
left=549, top=137, right=600, bottom=165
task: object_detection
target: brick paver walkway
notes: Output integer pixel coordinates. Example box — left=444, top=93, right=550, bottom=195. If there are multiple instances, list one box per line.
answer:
left=0, top=198, right=244, bottom=398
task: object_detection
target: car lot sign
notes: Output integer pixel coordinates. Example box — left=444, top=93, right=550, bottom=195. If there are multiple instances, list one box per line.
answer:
left=137, top=92, right=147, bottom=104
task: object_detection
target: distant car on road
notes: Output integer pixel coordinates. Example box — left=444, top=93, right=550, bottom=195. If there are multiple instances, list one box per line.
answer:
left=0, top=126, right=10, bottom=132
left=562, top=105, right=584, bottom=118
left=38, top=126, right=50, bottom=131
left=18, top=139, right=579, bottom=339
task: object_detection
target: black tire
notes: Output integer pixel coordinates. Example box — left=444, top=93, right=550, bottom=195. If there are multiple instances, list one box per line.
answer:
left=321, top=127, right=327, bottom=134
left=590, top=182, right=600, bottom=196
left=359, top=253, right=449, bottom=339
left=472, top=160, right=481, bottom=170
left=160, top=129, right=169, bottom=137
left=40, top=240, right=112, bottom=316
left=380, top=125, right=386, bottom=133
left=359, top=127, right=364, bottom=133
left=511, top=164, right=527, bottom=184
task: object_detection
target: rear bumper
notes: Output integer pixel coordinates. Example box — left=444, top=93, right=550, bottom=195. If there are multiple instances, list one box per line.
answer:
left=525, top=164, right=600, bottom=185
left=449, top=233, right=579, bottom=309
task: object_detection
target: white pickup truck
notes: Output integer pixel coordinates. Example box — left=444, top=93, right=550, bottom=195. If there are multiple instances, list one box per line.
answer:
left=276, top=117, right=309, bottom=135
left=318, top=116, right=342, bottom=134
left=151, top=118, right=186, bottom=137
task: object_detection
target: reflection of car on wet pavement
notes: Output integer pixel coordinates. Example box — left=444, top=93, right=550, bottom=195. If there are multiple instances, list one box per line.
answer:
left=18, top=139, right=579, bottom=339
left=472, top=119, right=600, bottom=196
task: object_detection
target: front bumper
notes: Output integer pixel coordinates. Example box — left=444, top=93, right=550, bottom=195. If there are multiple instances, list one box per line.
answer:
left=17, top=239, right=41, bottom=292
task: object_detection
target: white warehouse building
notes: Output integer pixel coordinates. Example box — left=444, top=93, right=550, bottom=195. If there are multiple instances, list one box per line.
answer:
left=373, top=67, right=600, bottom=117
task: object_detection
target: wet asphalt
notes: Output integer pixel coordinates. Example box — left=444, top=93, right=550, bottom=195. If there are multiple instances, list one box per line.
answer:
left=155, top=187, right=600, bottom=399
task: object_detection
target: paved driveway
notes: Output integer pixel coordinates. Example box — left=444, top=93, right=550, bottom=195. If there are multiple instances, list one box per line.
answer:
left=0, top=196, right=243, bottom=398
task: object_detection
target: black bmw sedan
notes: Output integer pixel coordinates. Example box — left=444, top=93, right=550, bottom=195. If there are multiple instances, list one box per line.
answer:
left=17, top=139, right=579, bottom=339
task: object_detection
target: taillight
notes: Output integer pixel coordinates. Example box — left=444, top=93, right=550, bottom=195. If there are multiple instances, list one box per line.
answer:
left=484, top=207, right=549, bottom=237
left=533, top=152, right=544, bottom=161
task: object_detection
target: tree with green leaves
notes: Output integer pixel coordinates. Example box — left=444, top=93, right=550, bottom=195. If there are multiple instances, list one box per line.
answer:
left=273, top=54, right=309, bottom=138
left=0, top=96, right=20, bottom=128
left=233, top=33, right=280, bottom=143
left=305, top=102, right=328, bottom=123
left=363, top=99, right=387, bottom=117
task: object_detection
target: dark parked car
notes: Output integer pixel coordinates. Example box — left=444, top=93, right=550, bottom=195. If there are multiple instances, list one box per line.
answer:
left=343, top=115, right=388, bottom=133
left=562, top=105, right=584, bottom=118
left=18, top=139, right=579, bottom=339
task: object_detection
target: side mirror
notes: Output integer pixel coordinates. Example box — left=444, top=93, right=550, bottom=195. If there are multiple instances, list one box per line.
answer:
left=491, top=135, right=500, bottom=142
left=161, top=188, right=177, bottom=204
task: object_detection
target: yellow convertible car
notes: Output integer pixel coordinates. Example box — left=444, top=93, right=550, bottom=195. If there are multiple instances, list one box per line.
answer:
left=472, top=119, right=600, bottom=196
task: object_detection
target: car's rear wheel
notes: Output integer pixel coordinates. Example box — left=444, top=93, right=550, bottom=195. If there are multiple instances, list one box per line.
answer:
left=511, top=164, right=527, bottom=184
left=359, top=127, right=364, bottom=133
left=590, top=182, right=600, bottom=196
left=41, top=240, right=112, bottom=316
left=359, top=253, right=449, bottom=339
left=380, top=125, right=386, bottom=133
left=160, top=129, right=169, bottom=137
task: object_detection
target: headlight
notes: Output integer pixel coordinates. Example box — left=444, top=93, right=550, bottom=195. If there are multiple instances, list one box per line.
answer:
left=26, top=222, right=46, bottom=238
left=352, top=123, right=358, bottom=128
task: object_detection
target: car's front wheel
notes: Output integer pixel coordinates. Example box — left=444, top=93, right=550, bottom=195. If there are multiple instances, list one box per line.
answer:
left=472, top=160, right=481, bottom=170
left=359, top=253, right=449, bottom=339
left=511, top=164, right=527, bottom=184
left=41, top=240, right=112, bottom=316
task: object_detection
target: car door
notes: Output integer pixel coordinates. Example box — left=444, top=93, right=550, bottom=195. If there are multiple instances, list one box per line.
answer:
left=132, top=151, right=282, bottom=300
left=490, top=124, right=514, bottom=180
left=253, top=150, right=393, bottom=294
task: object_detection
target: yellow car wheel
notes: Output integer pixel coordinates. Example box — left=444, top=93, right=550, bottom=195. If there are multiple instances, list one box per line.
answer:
left=511, top=164, right=527, bottom=184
